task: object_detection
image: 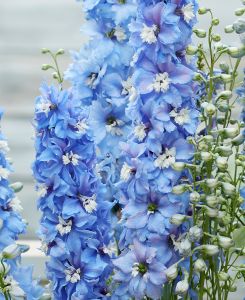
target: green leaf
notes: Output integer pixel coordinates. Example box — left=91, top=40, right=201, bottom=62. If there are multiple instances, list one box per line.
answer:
left=233, top=226, right=245, bottom=248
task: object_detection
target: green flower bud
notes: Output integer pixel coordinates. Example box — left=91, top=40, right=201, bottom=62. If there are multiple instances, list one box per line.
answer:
left=172, top=185, right=186, bottom=195
left=218, top=103, right=229, bottom=112
left=204, top=135, right=214, bottom=143
left=201, top=152, right=213, bottom=162
left=206, top=195, right=219, bottom=208
left=41, top=64, right=51, bottom=71
left=41, top=48, right=50, bottom=54
left=52, top=72, right=59, bottom=80
left=205, top=103, right=216, bottom=115
left=175, top=280, right=189, bottom=295
left=232, top=134, right=245, bottom=146
left=216, top=90, right=233, bottom=100
left=228, top=46, right=245, bottom=58
left=220, top=74, right=232, bottom=83
left=225, top=25, right=234, bottom=33
left=235, top=159, right=242, bottom=166
left=165, top=265, right=178, bottom=281
left=198, top=7, right=208, bottom=15
left=216, top=146, right=233, bottom=157
left=229, top=284, right=237, bottom=292
left=189, top=226, right=203, bottom=242
left=218, top=235, right=234, bottom=249
left=212, top=18, right=220, bottom=26
left=194, top=29, right=207, bottom=38
left=9, top=182, right=23, bottom=193
left=190, top=192, right=200, bottom=203
left=222, top=127, right=239, bottom=138
left=219, top=62, right=230, bottom=73
left=206, top=178, right=219, bottom=188
left=171, top=162, right=186, bottom=171
left=202, top=245, right=219, bottom=256
left=216, top=157, right=228, bottom=170
left=170, top=214, right=187, bottom=225
left=212, top=34, right=221, bottom=42
left=235, top=7, right=245, bottom=16
left=56, top=48, right=65, bottom=55
left=222, top=182, right=236, bottom=195
left=186, top=45, right=199, bottom=55
left=194, top=259, right=207, bottom=272
left=218, top=271, right=230, bottom=281
left=205, top=206, right=219, bottom=218
left=2, top=244, right=21, bottom=259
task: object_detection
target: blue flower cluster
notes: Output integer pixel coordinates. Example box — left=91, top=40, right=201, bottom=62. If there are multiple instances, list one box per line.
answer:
left=0, top=109, right=42, bottom=300
left=66, top=0, right=139, bottom=228
left=111, top=0, right=199, bottom=298
left=33, top=84, right=113, bottom=299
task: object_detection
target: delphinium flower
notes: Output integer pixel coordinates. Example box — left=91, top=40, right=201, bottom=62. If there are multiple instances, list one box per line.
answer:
left=66, top=1, right=139, bottom=231
left=33, top=83, right=113, bottom=299
left=0, top=109, right=43, bottom=300
left=112, top=0, right=199, bottom=298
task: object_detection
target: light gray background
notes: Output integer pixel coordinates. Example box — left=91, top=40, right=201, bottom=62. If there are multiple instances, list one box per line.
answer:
left=0, top=1, right=244, bottom=297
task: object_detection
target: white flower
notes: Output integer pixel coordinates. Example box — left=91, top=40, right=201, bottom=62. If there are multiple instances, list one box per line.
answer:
left=0, top=166, right=10, bottom=180
left=120, top=163, right=133, bottom=182
left=65, top=266, right=81, bottom=283
left=165, top=265, right=178, bottom=281
left=114, top=26, right=127, bottom=41
left=140, top=24, right=158, bottom=44
left=194, top=259, right=207, bottom=273
left=181, top=3, right=195, bottom=23
left=9, top=197, right=23, bottom=212
left=103, top=242, right=118, bottom=257
left=75, top=120, right=89, bottom=134
left=62, top=151, right=80, bottom=166
left=169, top=108, right=190, bottom=125
left=37, top=184, right=48, bottom=198
left=5, top=276, right=25, bottom=298
left=154, top=147, right=176, bottom=169
left=79, top=194, right=97, bottom=213
left=36, top=98, right=52, bottom=115
left=218, top=235, right=234, bottom=249
left=56, top=217, right=72, bottom=236
left=175, top=279, right=189, bottom=295
left=2, top=244, right=21, bottom=259
left=150, top=72, right=171, bottom=93
left=134, top=123, right=147, bottom=141
left=105, top=119, right=124, bottom=136
left=0, top=140, right=9, bottom=153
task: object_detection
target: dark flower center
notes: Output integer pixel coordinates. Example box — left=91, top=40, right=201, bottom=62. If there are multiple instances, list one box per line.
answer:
left=148, top=203, right=157, bottom=213
left=106, top=29, right=115, bottom=39
left=118, top=0, right=126, bottom=4
left=106, top=116, right=117, bottom=125
left=138, top=263, right=147, bottom=275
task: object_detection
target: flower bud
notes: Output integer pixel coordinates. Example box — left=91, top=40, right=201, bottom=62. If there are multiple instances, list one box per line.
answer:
left=233, top=18, right=245, bottom=34
left=201, top=152, right=213, bottom=162
left=205, top=103, right=216, bottom=115
left=202, top=245, right=219, bottom=256
left=170, top=214, right=187, bottom=225
left=171, top=162, right=185, bottom=171
left=216, top=157, right=228, bottom=170
left=212, top=34, right=221, bottom=42
left=172, top=185, right=186, bottom=195
left=218, top=103, right=229, bottom=112
left=219, top=62, right=230, bottom=73
left=218, top=271, right=230, bottom=281
left=229, top=46, right=245, bottom=58
left=235, top=7, right=245, bottom=16
left=232, top=134, right=245, bottom=146
left=222, top=127, right=239, bottom=139
left=216, top=90, right=232, bottom=100
left=205, top=206, right=219, bottom=218
left=216, top=146, right=233, bottom=157
left=2, top=244, right=21, bottom=259
left=179, top=239, right=192, bottom=257
left=212, top=18, right=220, bottom=26
left=206, top=195, right=219, bottom=208
left=41, top=48, right=49, bottom=54
left=220, top=74, right=232, bottom=83
left=203, top=135, right=214, bottom=143
left=190, top=191, right=200, bottom=203
left=165, top=265, right=178, bottom=281
left=222, top=182, right=236, bottom=195
left=229, top=284, right=237, bottom=292
left=206, top=178, right=218, bottom=189
left=194, top=259, right=207, bottom=272
left=186, top=45, right=199, bottom=55
left=0, top=261, right=10, bottom=275
left=189, top=226, right=203, bottom=242
left=225, top=25, right=234, bottom=33
left=175, top=280, right=189, bottom=295
left=194, top=29, right=207, bottom=38
left=198, top=7, right=208, bottom=15
left=218, top=235, right=234, bottom=249
left=41, top=64, right=51, bottom=71
left=9, top=182, right=23, bottom=193
left=56, top=49, right=65, bottom=55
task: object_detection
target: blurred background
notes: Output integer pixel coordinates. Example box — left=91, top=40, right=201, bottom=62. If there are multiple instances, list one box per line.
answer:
left=0, top=0, right=244, bottom=296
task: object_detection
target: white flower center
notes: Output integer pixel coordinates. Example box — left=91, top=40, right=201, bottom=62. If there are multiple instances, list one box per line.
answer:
left=36, top=98, right=52, bottom=115
left=9, top=197, right=23, bottom=212
left=150, top=72, right=171, bottom=93
left=62, top=151, right=80, bottom=166
left=154, top=147, right=176, bottom=169
left=56, top=217, right=72, bottom=236
left=169, top=108, right=190, bottom=125
left=134, top=123, right=147, bottom=141
left=114, top=26, right=127, bottom=42
left=131, top=263, right=140, bottom=277
left=75, top=119, right=89, bottom=134
left=140, top=24, right=158, bottom=44
left=105, top=119, right=124, bottom=136
left=37, top=184, right=48, bottom=197
left=65, top=266, right=81, bottom=283
left=120, top=163, right=133, bottom=182
left=181, top=3, right=195, bottom=23
left=79, top=194, right=97, bottom=213
left=0, top=141, right=9, bottom=153
left=0, top=166, right=10, bottom=179
left=86, top=73, right=98, bottom=88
